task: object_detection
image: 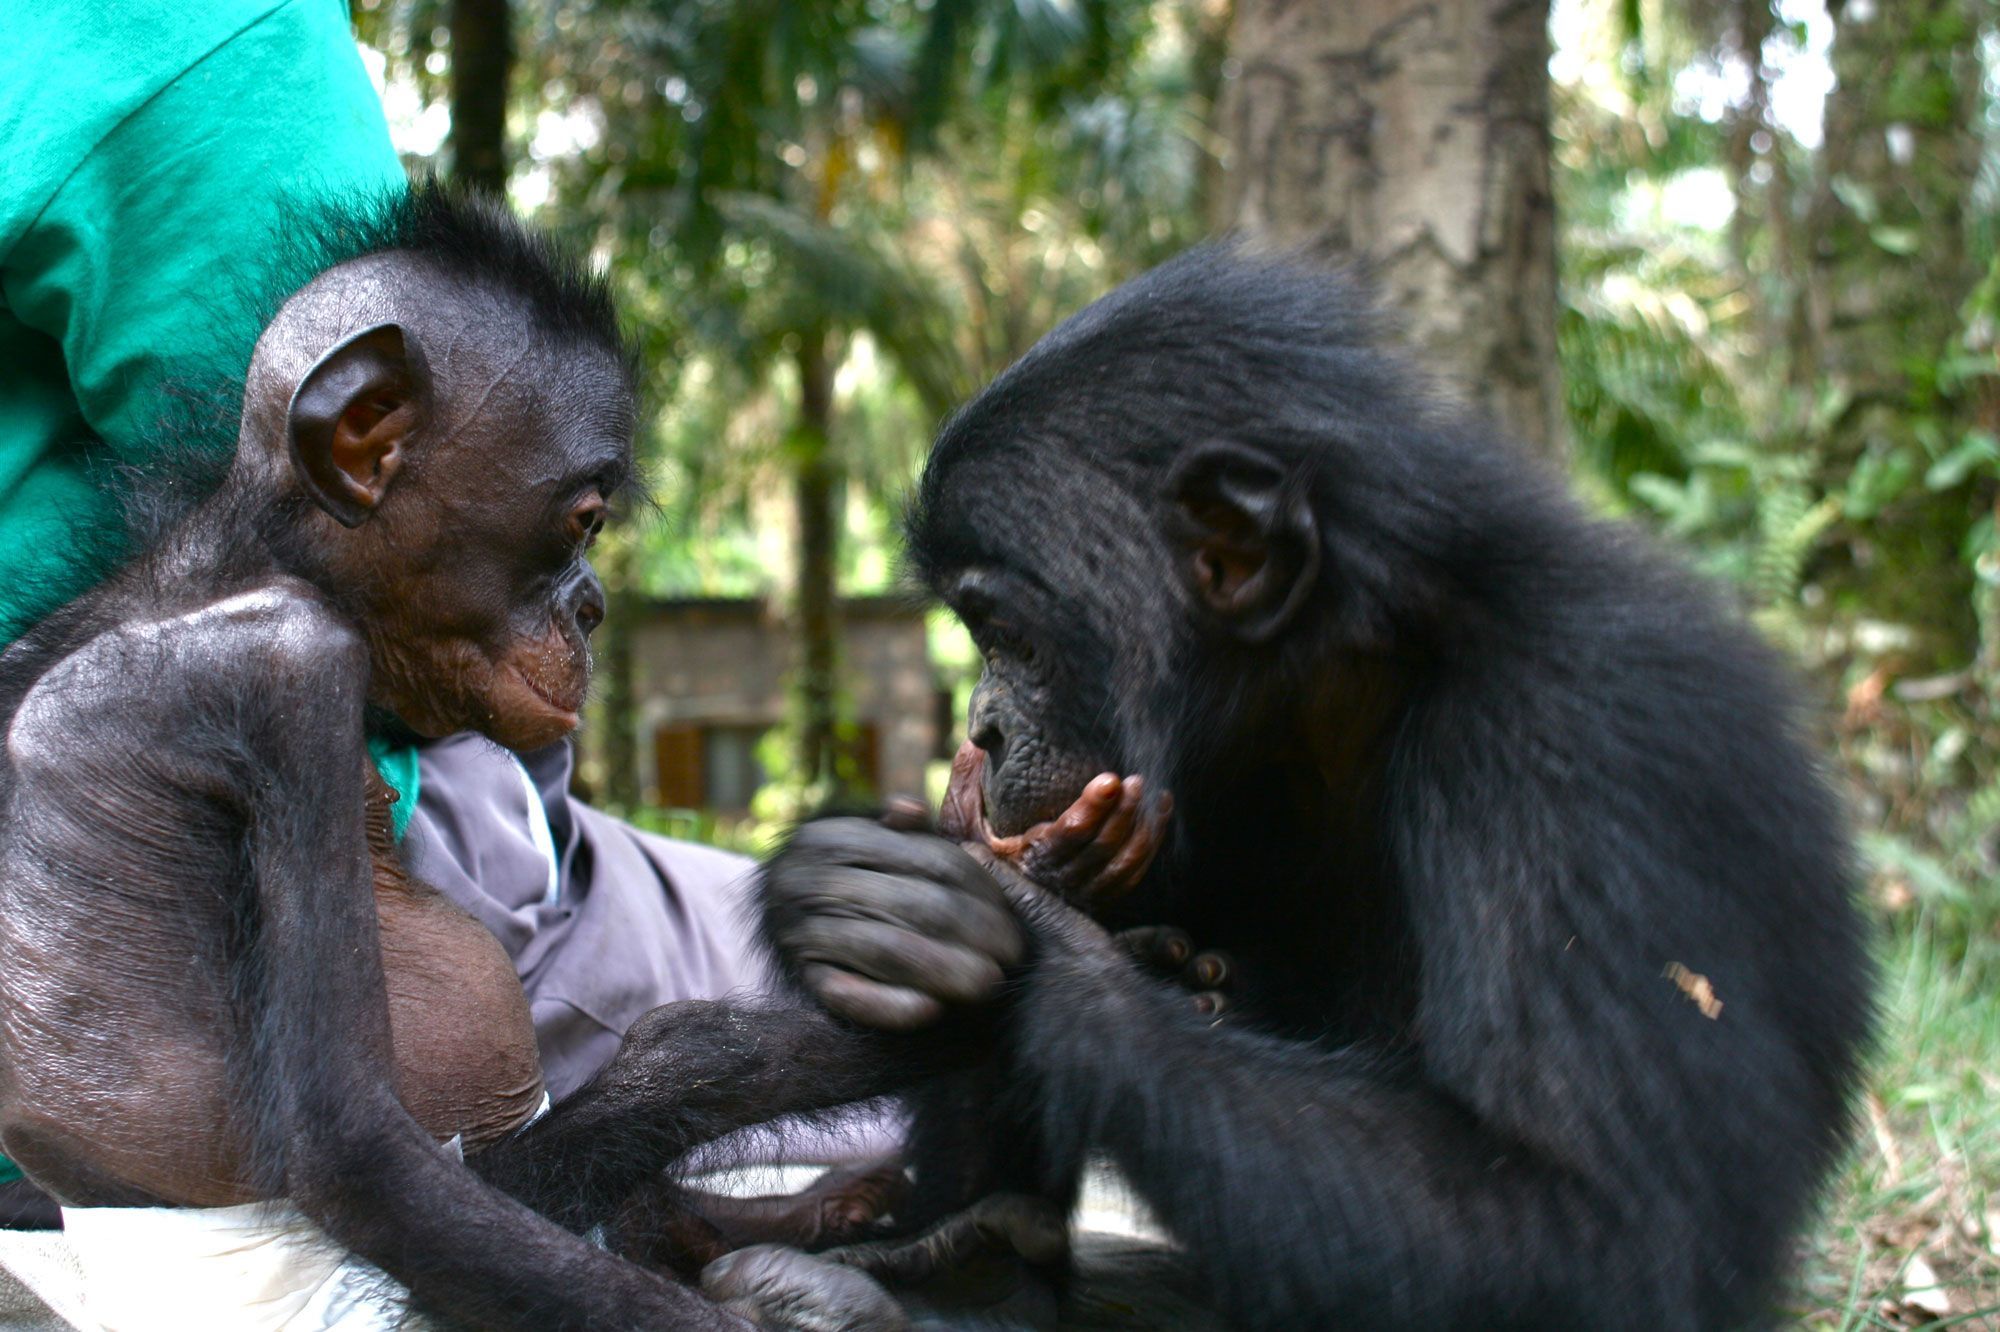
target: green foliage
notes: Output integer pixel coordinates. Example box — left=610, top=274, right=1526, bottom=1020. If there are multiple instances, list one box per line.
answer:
left=1556, top=0, right=1999, bottom=895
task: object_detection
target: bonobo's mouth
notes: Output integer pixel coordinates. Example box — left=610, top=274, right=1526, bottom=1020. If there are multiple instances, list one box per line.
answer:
left=937, top=739, right=1171, bottom=910
left=509, top=661, right=585, bottom=719
left=938, top=741, right=993, bottom=844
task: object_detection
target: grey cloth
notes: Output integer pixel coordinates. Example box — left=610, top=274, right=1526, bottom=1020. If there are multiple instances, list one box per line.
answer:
left=402, top=734, right=771, bottom=1102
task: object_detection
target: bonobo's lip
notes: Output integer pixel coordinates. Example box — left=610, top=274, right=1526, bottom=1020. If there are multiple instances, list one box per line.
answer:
left=505, top=661, right=583, bottom=729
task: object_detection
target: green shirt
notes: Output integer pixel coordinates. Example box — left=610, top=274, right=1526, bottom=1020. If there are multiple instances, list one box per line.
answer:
left=0, top=0, right=407, bottom=638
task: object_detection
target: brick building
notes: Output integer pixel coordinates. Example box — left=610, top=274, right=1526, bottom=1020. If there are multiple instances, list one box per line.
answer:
left=626, top=596, right=943, bottom=812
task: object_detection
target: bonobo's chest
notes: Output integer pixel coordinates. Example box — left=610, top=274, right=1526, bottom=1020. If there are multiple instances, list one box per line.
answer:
left=364, top=764, right=547, bottom=1150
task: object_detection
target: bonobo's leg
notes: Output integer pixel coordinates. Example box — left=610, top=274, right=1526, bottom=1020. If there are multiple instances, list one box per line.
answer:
left=470, top=1001, right=928, bottom=1239
left=0, top=1178, right=60, bottom=1230
left=219, top=613, right=807, bottom=1331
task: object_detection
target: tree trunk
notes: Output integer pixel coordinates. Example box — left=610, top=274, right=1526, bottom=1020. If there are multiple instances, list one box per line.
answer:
left=449, top=0, right=512, bottom=196
left=1801, top=0, right=1983, bottom=655
left=1805, top=0, right=1980, bottom=409
left=1212, top=0, right=1562, bottom=457
left=793, top=331, right=843, bottom=793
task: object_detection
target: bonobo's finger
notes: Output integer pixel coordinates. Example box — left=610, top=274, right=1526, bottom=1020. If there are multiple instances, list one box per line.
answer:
left=801, top=964, right=946, bottom=1032
left=1187, top=950, right=1234, bottom=990
left=790, top=917, right=1006, bottom=1005
left=1021, top=773, right=1123, bottom=870
left=788, top=818, right=1005, bottom=905
left=777, top=866, right=1022, bottom=961
left=964, top=845, right=1116, bottom=961
left=1089, top=786, right=1175, bottom=901
left=702, top=1244, right=910, bottom=1332
left=879, top=795, right=931, bottom=834
left=1192, top=990, right=1231, bottom=1020
left=1049, top=775, right=1145, bottom=891
left=1116, top=926, right=1193, bottom=974
left=823, top=1193, right=1068, bottom=1285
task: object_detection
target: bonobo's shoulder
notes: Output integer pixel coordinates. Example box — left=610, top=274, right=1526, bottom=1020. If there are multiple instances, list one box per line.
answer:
left=124, top=578, right=358, bottom=664
left=25, top=578, right=356, bottom=704
left=8, top=579, right=360, bottom=768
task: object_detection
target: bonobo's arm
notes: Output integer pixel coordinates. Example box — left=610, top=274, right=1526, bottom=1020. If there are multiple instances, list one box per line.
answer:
left=238, top=607, right=760, bottom=1331
left=969, top=854, right=1622, bottom=1328
left=763, top=812, right=1626, bottom=1327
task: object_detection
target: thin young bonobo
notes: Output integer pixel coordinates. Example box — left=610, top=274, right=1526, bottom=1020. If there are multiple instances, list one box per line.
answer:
left=757, top=248, right=1874, bottom=1330
left=0, top=185, right=921, bottom=1331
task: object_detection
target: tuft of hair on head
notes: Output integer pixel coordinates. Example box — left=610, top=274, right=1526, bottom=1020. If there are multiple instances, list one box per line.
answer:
left=265, top=176, right=633, bottom=376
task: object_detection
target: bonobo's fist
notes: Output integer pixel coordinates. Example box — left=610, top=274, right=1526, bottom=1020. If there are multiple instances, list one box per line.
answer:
left=939, top=741, right=1172, bottom=910
left=762, top=818, right=1025, bottom=1031
left=763, top=751, right=1174, bottom=1031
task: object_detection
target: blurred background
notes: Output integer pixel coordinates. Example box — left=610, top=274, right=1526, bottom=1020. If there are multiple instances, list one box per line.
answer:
left=350, top=1, right=1995, bottom=1321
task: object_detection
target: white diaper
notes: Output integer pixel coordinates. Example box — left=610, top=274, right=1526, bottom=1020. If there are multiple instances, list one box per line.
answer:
left=59, top=1199, right=404, bottom=1332
left=56, top=1096, right=549, bottom=1331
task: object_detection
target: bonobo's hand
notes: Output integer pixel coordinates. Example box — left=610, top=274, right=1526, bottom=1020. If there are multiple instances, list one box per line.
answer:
left=962, top=844, right=1121, bottom=970
left=939, top=741, right=1173, bottom=909
left=763, top=818, right=1024, bottom=1031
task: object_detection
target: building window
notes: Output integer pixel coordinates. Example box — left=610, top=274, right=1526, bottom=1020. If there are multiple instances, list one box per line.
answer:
left=653, top=721, right=884, bottom=811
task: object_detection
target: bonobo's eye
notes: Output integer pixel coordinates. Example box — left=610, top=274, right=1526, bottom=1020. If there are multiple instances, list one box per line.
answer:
left=566, top=492, right=609, bottom=549
left=980, top=622, right=1036, bottom=668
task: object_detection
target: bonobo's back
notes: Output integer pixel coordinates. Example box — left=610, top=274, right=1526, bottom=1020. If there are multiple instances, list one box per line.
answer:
left=897, top=244, right=1874, bottom=1329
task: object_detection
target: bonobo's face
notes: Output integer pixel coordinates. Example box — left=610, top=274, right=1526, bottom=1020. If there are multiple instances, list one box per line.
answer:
left=259, top=271, right=637, bottom=753
left=359, top=347, right=634, bottom=752
left=945, top=568, right=1117, bottom=838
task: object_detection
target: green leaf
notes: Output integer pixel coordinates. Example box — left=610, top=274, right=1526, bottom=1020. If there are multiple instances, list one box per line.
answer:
left=1869, top=225, right=1921, bottom=256
left=1844, top=448, right=1915, bottom=518
left=1830, top=175, right=1878, bottom=223
left=1923, top=431, right=1998, bottom=490
left=1627, top=472, right=1690, bottom=518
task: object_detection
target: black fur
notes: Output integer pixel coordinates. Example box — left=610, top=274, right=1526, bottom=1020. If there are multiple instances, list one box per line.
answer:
left=885, top=246, right=1875, bottom=1329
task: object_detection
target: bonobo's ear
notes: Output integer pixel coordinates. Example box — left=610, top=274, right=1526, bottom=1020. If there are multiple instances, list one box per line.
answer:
left=1165, top=441, right=1322, bottom=643
left=286, top=323, right=423, bottom=528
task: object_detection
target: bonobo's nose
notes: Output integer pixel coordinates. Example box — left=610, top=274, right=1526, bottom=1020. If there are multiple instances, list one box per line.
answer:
left=568, top=571, right=606, bottom=639
left=968, top=680, right=1007, bottom=770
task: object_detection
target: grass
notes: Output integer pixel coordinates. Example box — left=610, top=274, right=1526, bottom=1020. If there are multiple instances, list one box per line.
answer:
left=1781, top=911, right=2000, bottom=1330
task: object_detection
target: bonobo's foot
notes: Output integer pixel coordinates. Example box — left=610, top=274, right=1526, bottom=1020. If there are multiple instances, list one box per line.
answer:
left=939, top=741, right=1172, bottom=910
left=821, top=1192, right=1069, bottom=1287
left=617, top=1157, right=912, bottom=1278
left=702, top=1244, right=910, bottom=1332
left=789, top=1157, right=913, bottom=1247
left=1116, top=926, right=1239, bottom=1021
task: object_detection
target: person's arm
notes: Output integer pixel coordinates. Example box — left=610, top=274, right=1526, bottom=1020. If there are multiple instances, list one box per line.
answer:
left=4, top=0, right=407, bottom=454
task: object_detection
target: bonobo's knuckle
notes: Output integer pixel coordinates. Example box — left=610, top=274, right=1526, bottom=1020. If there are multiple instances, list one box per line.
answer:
left=702, top=1244, right=910, bottom=1332
left=785, top=817, right=884, bottom=859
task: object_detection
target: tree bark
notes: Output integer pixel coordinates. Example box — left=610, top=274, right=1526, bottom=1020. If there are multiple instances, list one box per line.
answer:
left=793, top=331, right=844, bottom=793
left=449, top=0, right=513, bottom=196
left=1212, top=0, right=1562, bottom=457
left=1804, top=0, right=1981, bottom=410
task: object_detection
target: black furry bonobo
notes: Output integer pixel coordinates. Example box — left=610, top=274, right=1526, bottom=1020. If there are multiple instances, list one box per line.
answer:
left=757, top=247, right=1876, bottom=1330
left=0, top=184, right=923, bottom=1331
